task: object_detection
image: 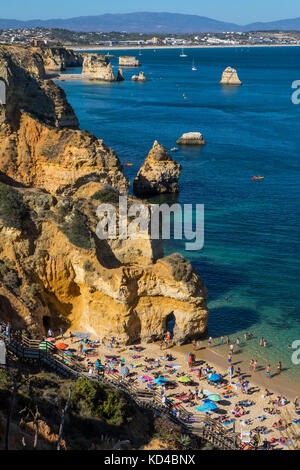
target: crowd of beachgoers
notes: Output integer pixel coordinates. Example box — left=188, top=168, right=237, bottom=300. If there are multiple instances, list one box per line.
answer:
left=1, top=321, right=299, bottom=450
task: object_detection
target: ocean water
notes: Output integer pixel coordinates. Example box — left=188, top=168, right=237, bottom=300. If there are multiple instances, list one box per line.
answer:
left=58, top=47, right=300, bottom=383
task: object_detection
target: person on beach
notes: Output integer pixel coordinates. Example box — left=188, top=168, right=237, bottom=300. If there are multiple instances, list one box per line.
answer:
left=266, top=365, right=271, bottom=378
left=293, top=397, right=299, bottom=409
left=277, top=361, right=282, bottom=374
left=226, top=336, right=230, bottom=345
left=250, top=359, right=254, bottom=370
left=220, top=336, right=224, bottom=344
left=192, top=339, right=197, bottom=350
left=244, top=333, right=248, bottom=341
left=69, top=331, right=74, bottom=343
left=263, top=340, right=267, bottom=348
left=228, top=353, right=232, bottom=365
left=260, top=337, right=264, bottom=347
left=229, top=343, right=234, bottom=354
left=236, top=338, right=240, bottom=348
left=236, top=367, right=241, bottom=378
left=208, top=337, right=212, bottom=347
left=253, top=360, right=258, bottom=372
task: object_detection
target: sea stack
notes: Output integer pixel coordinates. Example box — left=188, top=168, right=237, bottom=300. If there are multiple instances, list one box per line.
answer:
left=131, top=71, right=147, bottom=82
left=133, top=140, right=182, bottom=197
left=176, top=132, right=206, bottom=145
left=119, top=56, right=140, bottom=67
left=220, top=66, right=242, bottom=85
left=82, top=53, right=122, bottom=81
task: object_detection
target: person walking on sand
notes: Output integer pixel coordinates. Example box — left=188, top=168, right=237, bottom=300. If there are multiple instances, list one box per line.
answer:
left=277, top=361, right=282, bottom=374
left=226, top=336, right=230, bottom=345
left=236, top=338, right=240, bottom=348
left=229, top=343, right=234, bottom=354
left=253, top=360, right=258, bottom=372
left=208, top=337, right=212, bottom=347
left=266, top=364, right=271, bottom=378
left=250, top=359, right=254, bottom=371
left=228, top=353, right=232, bottom=365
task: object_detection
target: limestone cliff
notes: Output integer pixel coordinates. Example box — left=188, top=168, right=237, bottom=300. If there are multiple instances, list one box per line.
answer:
left=0, top=45, right=128, bottom=195
left=133, top=141, right=182, bottom=197
left=220, top=66, right=242, bottom=85
left=82, top=53, right=123, bottom=81
left=0, top=46, right=208, bottom=345
left=34, top=47, right=83, bottom=72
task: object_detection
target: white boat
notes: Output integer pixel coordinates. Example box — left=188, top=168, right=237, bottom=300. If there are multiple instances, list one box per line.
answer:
left=170, top=147, right=179, bottom=152
left=180, top=48, right=187, bottom=57
left=192, top=59, right=197, bottom=71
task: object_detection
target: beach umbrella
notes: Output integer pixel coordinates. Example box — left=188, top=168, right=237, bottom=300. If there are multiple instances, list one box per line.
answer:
left=207, top=394, right=222, bottom=402
left=56, top=343, right=68, bottom=350
left=208, top=373, right=221, bottom=382
left=154, top=377, right=168, bottom=385
left=195, top=402, right=218, bottom=412
left=178, top=376, right=191, bottom=383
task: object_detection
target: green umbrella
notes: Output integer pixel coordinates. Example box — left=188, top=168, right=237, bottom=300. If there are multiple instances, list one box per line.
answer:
left=178, top=376, right=191, bottom=383
left=207, top=394, right=222, bottom=402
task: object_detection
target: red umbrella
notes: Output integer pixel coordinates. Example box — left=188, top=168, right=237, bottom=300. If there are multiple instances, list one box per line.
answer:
left=56, top=343, right=68, bottom=350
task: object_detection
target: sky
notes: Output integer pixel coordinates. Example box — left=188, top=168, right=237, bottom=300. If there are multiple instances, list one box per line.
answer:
left=1, top=0, right=300, bottom=24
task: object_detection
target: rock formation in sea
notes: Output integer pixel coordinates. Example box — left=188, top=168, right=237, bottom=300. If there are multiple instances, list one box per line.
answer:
left=177, top=132, right=206, bottom=145
left=82, top=53, right=122, bottom=81
left=0, top=45, right=208, bottom=345
left=131, top=71, right=147, bottom=82
left=119, top=56, right=140, bottom=67
left=133, top=141, right=182, bottom=197
left=220, top=66, right=242, bottom=85
left=34, top=47, right=83, bottom=73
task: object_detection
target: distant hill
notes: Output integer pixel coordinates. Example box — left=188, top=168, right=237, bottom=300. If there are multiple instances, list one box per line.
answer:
left=1, top=12, right=300, bottom=33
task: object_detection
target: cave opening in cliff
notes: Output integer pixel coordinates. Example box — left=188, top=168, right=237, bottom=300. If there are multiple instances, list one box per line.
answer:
left=42, top=315, right=51, bottom=333
left=166, top=312, right=176, bottom=339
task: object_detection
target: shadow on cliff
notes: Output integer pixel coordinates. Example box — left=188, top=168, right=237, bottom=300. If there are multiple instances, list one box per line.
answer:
left=0, top=295, right=27, bottom=328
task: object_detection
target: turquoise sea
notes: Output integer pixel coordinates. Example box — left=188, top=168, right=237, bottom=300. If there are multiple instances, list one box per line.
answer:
left=58, top=47, right=300, bottom=384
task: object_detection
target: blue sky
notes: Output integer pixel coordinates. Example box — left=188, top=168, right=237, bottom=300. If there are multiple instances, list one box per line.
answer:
left=2, top=0, right=300, bottom=24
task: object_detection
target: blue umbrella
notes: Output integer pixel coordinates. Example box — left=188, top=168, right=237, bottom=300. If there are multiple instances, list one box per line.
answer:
left=195, top=402, right=218, bottom=412
left=154, top=377, right=169, bottom=385
left=208, top=373, right=221, bottom=382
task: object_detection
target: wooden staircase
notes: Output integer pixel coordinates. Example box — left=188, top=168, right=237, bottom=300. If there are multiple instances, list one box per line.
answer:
left=0, top=331, right=240, bottom=450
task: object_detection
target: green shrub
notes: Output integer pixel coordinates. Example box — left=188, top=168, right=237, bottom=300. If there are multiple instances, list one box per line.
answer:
left=71, top=377, right=128, bottom=425
left=92, top=190, right=119, bottom=204
left=0, top=183, right=28, bottom=229
left=60, top=211, right=92, bottom=250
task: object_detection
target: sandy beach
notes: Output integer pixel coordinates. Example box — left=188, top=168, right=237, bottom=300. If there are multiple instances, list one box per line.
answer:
left=69, top=44, right=300, bottom=51
left=54, top=331, right=300, bottom=450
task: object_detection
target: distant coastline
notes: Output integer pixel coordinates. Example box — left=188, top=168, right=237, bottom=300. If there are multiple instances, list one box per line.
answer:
left=70, top=44, right=300, bottom=51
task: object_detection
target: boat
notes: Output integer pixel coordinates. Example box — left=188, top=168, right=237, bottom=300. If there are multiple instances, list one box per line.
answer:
left=192, top=59, right=197, bottom=71
left=180, top=48, right=187, bottom=58
left=170, top=147, right=179, bottom=152
left=124, top=163, right=133, bottom=167
left=252, top=176, right=264, bottom=180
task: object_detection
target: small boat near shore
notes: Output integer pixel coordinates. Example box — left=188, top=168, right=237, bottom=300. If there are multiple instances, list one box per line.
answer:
left=252, top=176, right=265, bottom=180
left=170, top=147, right=179, bottom=152
left=180, top=48, right=187, bottom=58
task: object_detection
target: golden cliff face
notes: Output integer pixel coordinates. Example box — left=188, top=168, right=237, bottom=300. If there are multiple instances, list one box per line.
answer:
left=0, top=45, right=208, bottom=344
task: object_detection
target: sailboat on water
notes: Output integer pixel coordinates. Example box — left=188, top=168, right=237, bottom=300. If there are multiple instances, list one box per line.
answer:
left=180, top=48, right=187, bottom=57
left=192, top=58, right=197, bottom=71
